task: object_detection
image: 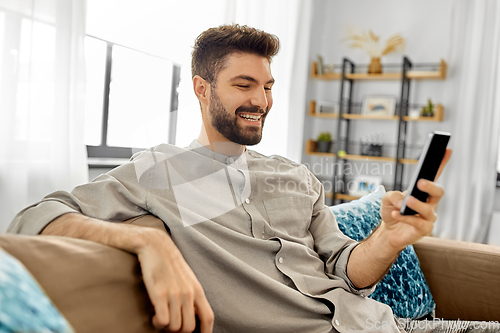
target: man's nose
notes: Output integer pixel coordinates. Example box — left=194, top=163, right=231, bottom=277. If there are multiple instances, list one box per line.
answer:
left=250, top=87, right=268, bottom=111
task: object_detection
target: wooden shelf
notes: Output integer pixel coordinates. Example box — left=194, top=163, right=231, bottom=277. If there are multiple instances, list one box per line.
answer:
left=308, top=100, right=339, bottom=118
left=336, top=193, right=361, bottom=201
left=340, top=154, right=418, bottom=164
left=343, top=114, right=398, bottom=120
left=403, top=104, right=444, bottom=122
left=311, top=59, right=447, bottom=81
left=343, top=154, right=395, bottom=162
left=325, top=192, right=362, bottom=201
left=407, top=60, right=447, bottom=80
left=335, top=104, right=444, bottom=122
left=305, top=143, right=418, bottom=163
left=305, top=139, right=335, bottom=157
left=311, top=62, right=342, bottom=80
left=400, top=158, right=419, bottom=165
left=345, top=73, right=402, bottom=80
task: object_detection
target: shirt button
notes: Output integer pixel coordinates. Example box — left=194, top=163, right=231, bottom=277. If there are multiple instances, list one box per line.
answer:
left=335, top=319, right=340, bottom=326
left=228, top=157, right=234, bottom=163
left=245, top=198, right=250, bottom=204
left=278, top=257, right=283, bottom=264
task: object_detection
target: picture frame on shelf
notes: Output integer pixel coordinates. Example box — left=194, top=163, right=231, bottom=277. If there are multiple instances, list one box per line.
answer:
left=316, top=101, right=338, bottom=114
left=348, top=175, right=382, bottom=197
left=361, top=95, right=397, bottom=117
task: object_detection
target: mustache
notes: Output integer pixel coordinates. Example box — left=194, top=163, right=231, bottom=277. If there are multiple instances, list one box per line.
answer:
left=235, top=105, right=267, bottom=115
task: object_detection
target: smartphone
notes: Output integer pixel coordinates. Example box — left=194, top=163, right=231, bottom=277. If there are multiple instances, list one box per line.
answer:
left=400, top=131, right=451, bottom=215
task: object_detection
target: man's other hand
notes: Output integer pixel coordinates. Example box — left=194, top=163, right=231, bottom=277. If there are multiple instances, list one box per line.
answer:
left=42, top=213, right=214, bottom=333
left=137, top=229, right=214, bottom=333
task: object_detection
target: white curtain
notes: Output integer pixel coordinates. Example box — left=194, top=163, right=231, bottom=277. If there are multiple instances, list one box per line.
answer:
left=0, top=0, right=88, bottom=233
left=435, top=0, right=500, bottom=242
left=225, top=0, right=313, bottom=162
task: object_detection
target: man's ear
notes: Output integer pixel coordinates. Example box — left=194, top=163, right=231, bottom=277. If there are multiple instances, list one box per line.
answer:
left=193, top=75, right=210, bottom=106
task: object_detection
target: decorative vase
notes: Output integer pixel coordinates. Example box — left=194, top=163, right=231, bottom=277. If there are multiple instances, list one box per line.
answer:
left=368, top=57, right=382, bottom=74
left=317, top=141, right=332, bottom=153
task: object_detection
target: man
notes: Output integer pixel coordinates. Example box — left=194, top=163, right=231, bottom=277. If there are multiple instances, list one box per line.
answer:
left=8, top=25, right=450, bottom=333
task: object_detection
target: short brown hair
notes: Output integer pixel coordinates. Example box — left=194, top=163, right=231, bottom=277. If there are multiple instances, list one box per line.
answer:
left=191, top=24, right=280, bottom=84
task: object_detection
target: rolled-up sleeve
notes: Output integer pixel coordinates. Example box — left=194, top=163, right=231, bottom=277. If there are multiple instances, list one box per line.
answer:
left=7, top=151, right=151, bottom=235
left=333, top=242, right=377, bottom=296
left=307, top=171, right=377, bottom=296
left=7, top=200, right=79, bottom=235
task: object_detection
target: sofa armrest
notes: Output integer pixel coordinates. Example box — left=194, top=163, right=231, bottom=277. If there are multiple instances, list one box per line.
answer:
left=413, top=236, right=500, bottom=321
left=0, top=214, right=167, bottom=333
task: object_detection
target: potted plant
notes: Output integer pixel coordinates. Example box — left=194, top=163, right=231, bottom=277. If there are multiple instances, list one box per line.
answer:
left=421, top=99, right=434, bottom=117
left=316, top=132, right=332, bottom=153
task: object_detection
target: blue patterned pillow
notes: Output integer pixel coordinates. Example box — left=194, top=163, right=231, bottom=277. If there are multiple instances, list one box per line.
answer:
left=0, top=248, right=75, bottom=333
left=330, top=186, right=435, bottom=319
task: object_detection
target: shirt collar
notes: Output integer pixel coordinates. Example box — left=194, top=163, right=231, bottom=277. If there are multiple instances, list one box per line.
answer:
left=188, top=140, right=247, bottom=165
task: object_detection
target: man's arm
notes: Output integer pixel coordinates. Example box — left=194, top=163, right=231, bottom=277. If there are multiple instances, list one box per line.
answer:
left=42, top=213, right=214, bottom=333
left=347, top=149, right=451, bottom=289
left=9, top=150, right=214, bottom=332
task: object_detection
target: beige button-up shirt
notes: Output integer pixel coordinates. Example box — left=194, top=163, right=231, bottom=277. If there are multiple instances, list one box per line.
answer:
left=8, top=140, right=399, bottom=332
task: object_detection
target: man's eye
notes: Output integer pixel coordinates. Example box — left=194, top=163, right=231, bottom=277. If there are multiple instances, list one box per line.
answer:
left=265, top=87, right=272, bottom=91
left=237, top=85, right=249, bottom=88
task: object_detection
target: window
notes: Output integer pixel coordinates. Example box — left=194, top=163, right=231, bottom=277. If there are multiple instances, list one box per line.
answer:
left=84, top=36, right=180, bottom=167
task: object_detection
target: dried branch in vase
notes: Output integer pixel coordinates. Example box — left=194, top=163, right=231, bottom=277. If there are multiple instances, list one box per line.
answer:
left=343, top=29, right=406, bottom=73
left=382, top=34, right=406, bottom=56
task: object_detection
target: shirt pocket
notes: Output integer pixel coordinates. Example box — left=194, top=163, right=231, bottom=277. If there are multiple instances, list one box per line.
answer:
left=263, top=196, right=312, bottom=238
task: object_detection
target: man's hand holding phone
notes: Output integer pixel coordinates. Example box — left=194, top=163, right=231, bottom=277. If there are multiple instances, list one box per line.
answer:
left=345, top=132, right=451, bottom=289
left=379, top=132, right=452, bottom=252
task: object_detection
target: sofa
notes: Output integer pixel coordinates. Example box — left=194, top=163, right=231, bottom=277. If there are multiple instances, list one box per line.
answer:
left=1, top=214, right=500, bottom=333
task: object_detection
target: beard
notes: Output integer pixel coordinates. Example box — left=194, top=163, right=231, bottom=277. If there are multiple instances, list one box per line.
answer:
left=209, top=88, right=267, bottom=146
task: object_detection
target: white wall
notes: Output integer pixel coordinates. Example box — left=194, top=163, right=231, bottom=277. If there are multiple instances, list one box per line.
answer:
left=303, top=0, right=455, bottom=198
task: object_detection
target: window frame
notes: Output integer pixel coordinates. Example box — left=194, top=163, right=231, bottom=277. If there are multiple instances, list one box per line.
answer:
left=85, top=35, right=180, bottom=168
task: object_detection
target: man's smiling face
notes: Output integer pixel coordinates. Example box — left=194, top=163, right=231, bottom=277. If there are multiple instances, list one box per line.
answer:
left=207, top=52, right=274, bottom=146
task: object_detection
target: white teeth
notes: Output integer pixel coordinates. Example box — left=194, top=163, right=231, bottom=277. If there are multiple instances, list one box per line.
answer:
left=239, top=114, right=261, bottom=121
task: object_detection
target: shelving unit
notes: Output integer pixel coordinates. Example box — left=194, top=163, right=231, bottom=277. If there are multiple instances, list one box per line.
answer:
left=307, top=57, right=447, bottom=203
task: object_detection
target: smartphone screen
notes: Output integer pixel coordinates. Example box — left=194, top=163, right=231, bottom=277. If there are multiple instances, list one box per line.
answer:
left=400, top=131, right=450, bottom=215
